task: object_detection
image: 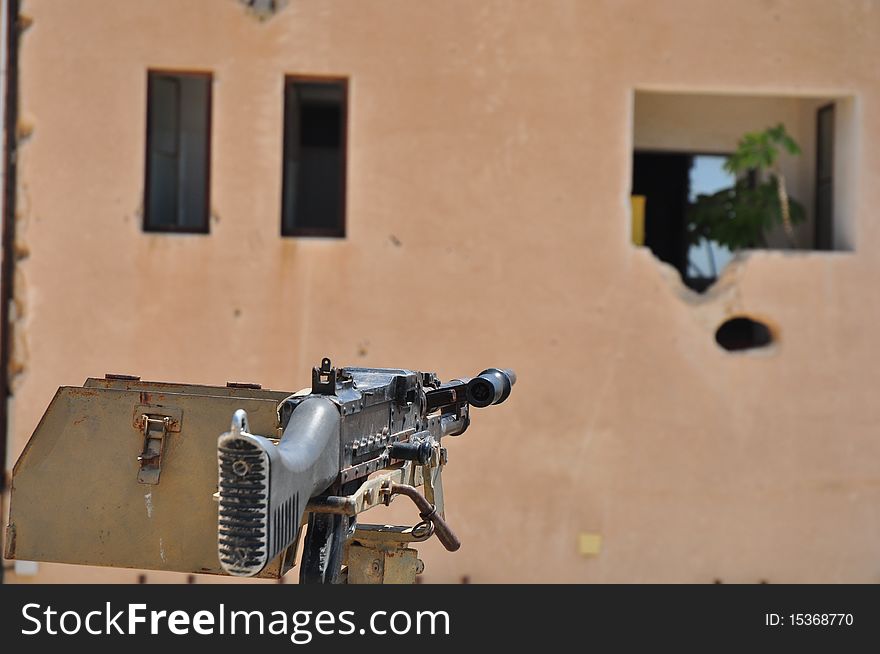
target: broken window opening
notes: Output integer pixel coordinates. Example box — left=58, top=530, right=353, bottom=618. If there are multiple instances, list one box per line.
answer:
left=631, top=91, right=852, bottom=293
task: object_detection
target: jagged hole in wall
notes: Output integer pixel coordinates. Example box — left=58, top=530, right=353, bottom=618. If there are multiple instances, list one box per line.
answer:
left=715, top=317, right=773, bottom=352
left=239, top=0, right=287, bottom=20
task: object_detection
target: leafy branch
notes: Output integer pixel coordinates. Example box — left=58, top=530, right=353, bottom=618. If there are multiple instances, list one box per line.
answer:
left=688, top=123, right=805, bottom=251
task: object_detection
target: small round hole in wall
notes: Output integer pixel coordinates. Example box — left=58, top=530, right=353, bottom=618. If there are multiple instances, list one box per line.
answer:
left=715, top=317, right=774, bottom=352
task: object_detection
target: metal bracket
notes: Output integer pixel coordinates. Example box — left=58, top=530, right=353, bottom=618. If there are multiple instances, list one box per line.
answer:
left=345, top=525, right=426, bottom=584
left=422, top=444, right=446, bottom=517
left=306, top=461, right=422, bottom=516
left=135, top=406, right=182, bottom=485
left=300, top=444, right=453, bottom=583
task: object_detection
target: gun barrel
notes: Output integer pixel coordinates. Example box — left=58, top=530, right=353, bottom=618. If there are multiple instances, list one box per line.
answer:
left=425, top=368, right=517, bottom=411
left=466, top=368, right=516, bottom=408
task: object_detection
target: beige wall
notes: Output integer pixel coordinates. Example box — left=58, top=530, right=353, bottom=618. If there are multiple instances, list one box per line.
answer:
left=4, top=0, right=880, bottom=583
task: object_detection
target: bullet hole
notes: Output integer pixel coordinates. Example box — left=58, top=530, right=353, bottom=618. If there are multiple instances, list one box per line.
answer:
left=357, top=341, right=369, bottom=357
left=138, top=574, right=147, bottom=584
left=241, top=0, right=287, bottom=19
left=187, top=575, right=196, bottom=584
left=389, top=234, right=402, bottom=247
left=715, top=317, right=774, bottom=352
left=233, top=308, right=242, bottom=318
left=460, top=575, right=471, bottom=584
left=713, top=578, right=723, bottom=584
left=759, top=579, right=769, bottom=584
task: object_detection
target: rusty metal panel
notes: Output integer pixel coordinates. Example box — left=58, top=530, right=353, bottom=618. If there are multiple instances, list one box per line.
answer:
left=346, top=530, right=425, bottom=585
left=6, top=384, right=291, bottom=578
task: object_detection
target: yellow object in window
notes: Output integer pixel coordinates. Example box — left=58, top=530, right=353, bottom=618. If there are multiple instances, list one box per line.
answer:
left=631, top=195, right=646, bottom=246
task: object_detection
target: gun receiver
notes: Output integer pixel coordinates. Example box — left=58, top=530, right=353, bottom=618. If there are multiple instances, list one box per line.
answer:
left=217, top=358, right=515, bottom=582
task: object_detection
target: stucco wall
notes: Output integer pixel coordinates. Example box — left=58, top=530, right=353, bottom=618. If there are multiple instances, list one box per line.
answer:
left=4, top=0, right=880, bottom=583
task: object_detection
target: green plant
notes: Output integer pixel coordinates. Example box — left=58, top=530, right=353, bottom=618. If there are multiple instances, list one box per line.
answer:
left=687, top=124, right=805, bottom=250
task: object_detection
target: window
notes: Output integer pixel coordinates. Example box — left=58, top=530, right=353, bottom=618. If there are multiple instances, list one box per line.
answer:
left=631, top=91, right=852, bottom=292
left=281, top=78, right=347, bottom=237
left=144, top=71, right=212, bottom=233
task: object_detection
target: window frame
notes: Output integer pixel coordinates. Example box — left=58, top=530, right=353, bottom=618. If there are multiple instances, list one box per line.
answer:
left=280, top=74, right=349, bottom=238
left=143, top=69, right=213, bottom=235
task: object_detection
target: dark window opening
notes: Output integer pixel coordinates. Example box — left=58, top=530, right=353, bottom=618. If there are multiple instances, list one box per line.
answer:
left=815, top=104, right=834, bottom=250
left=715, top=317, right=774, bottom=352
left=281, top=78, right=347, bottom=237
left=144, top=71, right=211, bottom=233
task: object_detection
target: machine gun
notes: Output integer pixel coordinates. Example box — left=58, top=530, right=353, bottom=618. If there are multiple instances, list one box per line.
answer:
left=4, top=359, right=515, bottom=583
